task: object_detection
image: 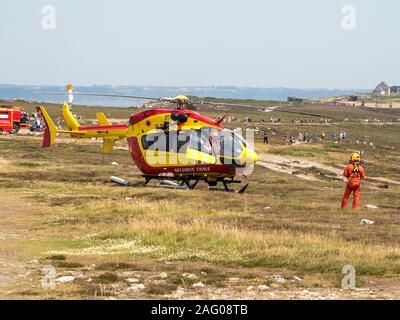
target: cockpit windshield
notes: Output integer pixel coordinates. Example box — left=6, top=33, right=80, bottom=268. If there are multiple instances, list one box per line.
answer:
left=196, top=127, right=244, bottom=158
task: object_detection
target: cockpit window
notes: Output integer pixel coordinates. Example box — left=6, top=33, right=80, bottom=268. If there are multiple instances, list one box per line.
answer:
left=142, top=131, right=191, bottom=154
left=198, top=127, right=243, bottom=158
left=220, top=130, right=244, bottom=158
left=141, top=128, right=244, bottom=158
left=189, top=132, right=214, bottom=155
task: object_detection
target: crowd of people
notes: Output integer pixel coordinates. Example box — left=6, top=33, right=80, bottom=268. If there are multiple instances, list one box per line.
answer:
left=361, top=118, right=383, bottom=123
left=332, top=130, right=348, bottom=142
left=291, top=118, right=335, bottom=124
left=29, top=112, right=45, bottom=132
left=262, top=129, right=348, bottom=145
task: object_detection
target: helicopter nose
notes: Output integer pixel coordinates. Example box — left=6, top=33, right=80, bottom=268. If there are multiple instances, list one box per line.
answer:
left=245, top=149, right=259, bottom=164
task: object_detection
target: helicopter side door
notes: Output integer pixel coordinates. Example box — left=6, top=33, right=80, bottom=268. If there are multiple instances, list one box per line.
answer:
left=141, top=130, right=198, bottom=167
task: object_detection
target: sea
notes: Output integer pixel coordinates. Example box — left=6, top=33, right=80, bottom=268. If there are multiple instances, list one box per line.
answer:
left=0, top=85, right=369, bottom=108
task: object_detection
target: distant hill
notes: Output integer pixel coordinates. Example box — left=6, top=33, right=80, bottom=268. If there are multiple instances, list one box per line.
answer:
left=0, top=85, right=369, bottom=107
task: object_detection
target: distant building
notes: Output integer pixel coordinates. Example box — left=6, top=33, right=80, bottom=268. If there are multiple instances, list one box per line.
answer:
left=373, top=81, right=391, bottom=96
left=348, top=94, right=367, bottom=102
left=287, top=96, right=321, bottom=104
left=390, top=86, right=400, bottom=95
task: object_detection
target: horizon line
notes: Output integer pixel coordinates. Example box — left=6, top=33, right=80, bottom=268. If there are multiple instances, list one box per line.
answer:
left=0, top=83, right=372, bottom=91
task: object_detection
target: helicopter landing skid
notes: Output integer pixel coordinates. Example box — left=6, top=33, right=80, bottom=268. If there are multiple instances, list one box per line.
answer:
left=142, top=175, right=248, bottom=193
left=110, top=175, right=248, bottom=193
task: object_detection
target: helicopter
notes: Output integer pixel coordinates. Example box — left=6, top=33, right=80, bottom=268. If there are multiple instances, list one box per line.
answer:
left=37, top=84, right=328, bottom=192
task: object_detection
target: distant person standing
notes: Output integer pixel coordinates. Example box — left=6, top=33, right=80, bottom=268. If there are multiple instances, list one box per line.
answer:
left=320, top=132, right=326, bottom=141
left=284, top=132, right=289, bottom=144
left=55, top=117, right=62, bottom=130
left=20, top=112, right=29, bottom=125
left=341, top=153, right=366, bottom=209
left=263, top=130, right=269, bottom=144
left=303, top=132, right=308, bottom=142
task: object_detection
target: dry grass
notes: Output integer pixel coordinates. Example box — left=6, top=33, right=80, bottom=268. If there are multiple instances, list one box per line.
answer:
left=46, top=217, right=400, bottom=276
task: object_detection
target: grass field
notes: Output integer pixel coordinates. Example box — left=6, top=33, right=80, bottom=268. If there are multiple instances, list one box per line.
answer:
left=0, top=100, right=400, bottom=299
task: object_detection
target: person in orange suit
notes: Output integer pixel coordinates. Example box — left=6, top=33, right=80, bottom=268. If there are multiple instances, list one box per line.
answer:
left=341, top=153, right=366, bottom=209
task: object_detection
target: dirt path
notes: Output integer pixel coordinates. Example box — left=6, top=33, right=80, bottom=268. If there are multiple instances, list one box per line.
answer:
left=258, top=153, right=400, bottom=186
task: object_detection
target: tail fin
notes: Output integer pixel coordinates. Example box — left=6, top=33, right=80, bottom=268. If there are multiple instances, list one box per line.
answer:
left=36, top=106, right=59, bottom=148
left=61, top=103, right=80, bottom=131
left=97, top=113, right=116, bottom=153
left=103, top=139, right=115, bottom=154
left=96, top=112, right=111, bottom=126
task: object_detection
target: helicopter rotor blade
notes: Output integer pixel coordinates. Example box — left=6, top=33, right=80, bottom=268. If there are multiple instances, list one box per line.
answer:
left=262, top=108, right=332, bottom=118
left=36, top=88, right=333, bottom=119
left=36, top=92, right=160, bottom=101
left=192, top=101, right=332, bottom=118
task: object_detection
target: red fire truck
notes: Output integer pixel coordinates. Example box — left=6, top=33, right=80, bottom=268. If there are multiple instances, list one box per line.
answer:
left=0, top=106, right=29, bottom=134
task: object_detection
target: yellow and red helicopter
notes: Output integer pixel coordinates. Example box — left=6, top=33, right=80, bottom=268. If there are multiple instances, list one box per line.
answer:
left=37, top=85, right=325, bottom=192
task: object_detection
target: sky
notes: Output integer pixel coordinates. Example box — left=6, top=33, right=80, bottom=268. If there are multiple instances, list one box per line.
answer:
left=0, top=0, right=399, bottom=88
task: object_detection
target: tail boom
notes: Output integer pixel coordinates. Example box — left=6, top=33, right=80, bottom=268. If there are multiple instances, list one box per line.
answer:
left=37, top=104, right=128, bottom=154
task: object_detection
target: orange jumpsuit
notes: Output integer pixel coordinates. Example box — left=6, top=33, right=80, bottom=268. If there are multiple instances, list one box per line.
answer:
left=341, top=162, right=365, bottom=209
